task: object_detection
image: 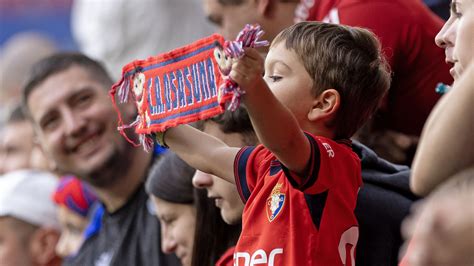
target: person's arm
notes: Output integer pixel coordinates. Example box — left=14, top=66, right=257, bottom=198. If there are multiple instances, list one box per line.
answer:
left=411, top=63, right=474, bottom=196
left=230, top=48, right=311, bottom=175
left=165, top=125, right=240, bottom=184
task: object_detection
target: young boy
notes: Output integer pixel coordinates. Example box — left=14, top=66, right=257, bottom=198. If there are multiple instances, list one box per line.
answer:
left=163, top=22, right=390, bottom=265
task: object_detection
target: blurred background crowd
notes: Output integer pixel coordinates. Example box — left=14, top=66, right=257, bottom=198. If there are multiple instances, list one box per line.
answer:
left=1, top=0, right=473, bottom=266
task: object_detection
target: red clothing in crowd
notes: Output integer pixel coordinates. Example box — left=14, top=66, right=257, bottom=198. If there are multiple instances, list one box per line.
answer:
left=296, top=0, right=452, bottom=135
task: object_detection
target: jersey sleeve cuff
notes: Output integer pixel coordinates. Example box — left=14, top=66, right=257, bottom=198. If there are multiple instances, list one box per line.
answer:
left=234, top=146, right=255, bottom=203
left=281, top=132, right=321, bottom=191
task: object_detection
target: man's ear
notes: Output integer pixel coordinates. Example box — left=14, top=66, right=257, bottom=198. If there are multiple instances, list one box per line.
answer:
left=30, top=227, right=61, bottom=265
left=308, top=89, right=340, bottom=122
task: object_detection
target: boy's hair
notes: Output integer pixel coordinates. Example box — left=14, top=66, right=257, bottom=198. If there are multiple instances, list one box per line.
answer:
left=22, top=53, right=112, bottom=115
left=273, top=22, right=391, bottom=139
left=196, top=106, right=258, bottom=145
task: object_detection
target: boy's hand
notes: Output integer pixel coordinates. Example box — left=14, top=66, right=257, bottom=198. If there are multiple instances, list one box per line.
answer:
left=230, top=48, right=265, bottom=93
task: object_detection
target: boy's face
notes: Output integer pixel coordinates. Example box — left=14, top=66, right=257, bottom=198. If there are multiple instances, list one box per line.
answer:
left=264, top=42, right=315, bottom=126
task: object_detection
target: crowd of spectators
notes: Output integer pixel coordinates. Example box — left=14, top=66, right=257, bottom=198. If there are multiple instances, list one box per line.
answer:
left=1, top=0, right=472, bottom=266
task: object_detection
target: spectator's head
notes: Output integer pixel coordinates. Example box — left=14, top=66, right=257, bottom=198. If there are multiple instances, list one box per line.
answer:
left=435, top=0, right=474, bottom=80
left=22, top=53, right=137, bottom=188
left=72, top=0, right=215, bottom=80
left=146, top=152, right=196, bottom=266
left=193, top=107, right=256, bottom=224
left=0, top=170, right=61, bottom=266
left=51, top=176, right=98, bottom=258
left=203, top=0, right=299, bottom=43
left=0, top=105, right=35, bottom=175
left=267, top=22, right=390, bottom=139
left=0, top=32, right=56, bottom=122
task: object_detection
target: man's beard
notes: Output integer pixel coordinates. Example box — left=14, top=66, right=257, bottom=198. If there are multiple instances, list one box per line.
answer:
left=79, top=138, right=136, bottom=189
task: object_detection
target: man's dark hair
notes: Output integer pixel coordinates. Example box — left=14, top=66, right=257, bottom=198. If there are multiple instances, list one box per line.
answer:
left=22, top=53, right=112, bottom=113
left=196, top=105, right=257, bottom=145
left=273, top=22, right=391, bottom=139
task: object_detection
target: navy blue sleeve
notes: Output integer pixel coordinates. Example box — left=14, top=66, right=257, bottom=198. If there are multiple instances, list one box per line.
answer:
left=234, top=146, right=256, bottom=203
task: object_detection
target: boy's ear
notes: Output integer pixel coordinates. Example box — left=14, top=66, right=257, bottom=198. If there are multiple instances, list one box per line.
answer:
left=308, top=89, right=340, bottom=122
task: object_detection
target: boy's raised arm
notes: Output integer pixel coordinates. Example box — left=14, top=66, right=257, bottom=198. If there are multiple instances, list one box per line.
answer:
left=165, top=125, right=240, bottom=184
left=230, top=48, right=311, bottom=176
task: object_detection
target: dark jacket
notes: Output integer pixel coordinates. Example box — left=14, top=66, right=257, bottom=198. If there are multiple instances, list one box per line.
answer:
left=354, top=141, right=418, bottom=266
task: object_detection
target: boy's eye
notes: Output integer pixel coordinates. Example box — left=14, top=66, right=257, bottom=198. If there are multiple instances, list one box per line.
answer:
left=268, top=76, right=282, bottom=82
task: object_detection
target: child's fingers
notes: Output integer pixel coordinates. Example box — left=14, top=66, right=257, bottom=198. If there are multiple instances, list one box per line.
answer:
left=243, top=47, right=263, bottom=61
left=229, top=68, right=248, bottom=85
left=236, top=53, right=258, bottom=68
left=235, top=58, right=260, bottom=74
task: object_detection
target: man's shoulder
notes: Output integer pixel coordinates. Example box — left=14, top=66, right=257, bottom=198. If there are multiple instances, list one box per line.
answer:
left=67, top=186, right=179, bottom=265
left=64, top=235, right=103, bottom=265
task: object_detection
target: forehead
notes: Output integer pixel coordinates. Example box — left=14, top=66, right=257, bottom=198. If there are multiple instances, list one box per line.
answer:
left=0, top=217, right=18, bottom=240
left=27, top=66, right=107, bottom=122
left=152, top=196, right=192, bottom=216
left=0, top=216, right=26, bottom=233
left=265, top=42, right=299, bottom=67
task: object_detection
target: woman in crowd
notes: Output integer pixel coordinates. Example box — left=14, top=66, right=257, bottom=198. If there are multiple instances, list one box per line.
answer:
left=146, top=151, right=240, bottom=266
left=401, top=1, right=474, bottom=264
left=411, top=0, right=474, bottom=196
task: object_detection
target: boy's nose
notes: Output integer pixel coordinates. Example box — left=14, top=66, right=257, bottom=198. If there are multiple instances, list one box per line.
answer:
left=192, top=170, right=213, bottom=188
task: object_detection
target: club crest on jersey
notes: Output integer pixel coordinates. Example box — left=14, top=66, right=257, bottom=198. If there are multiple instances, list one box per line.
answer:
left=266, top=183, right=285, bottom=222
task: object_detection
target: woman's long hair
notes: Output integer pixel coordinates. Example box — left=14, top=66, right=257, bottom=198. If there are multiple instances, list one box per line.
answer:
left=191, top=188, right=241, bottom=266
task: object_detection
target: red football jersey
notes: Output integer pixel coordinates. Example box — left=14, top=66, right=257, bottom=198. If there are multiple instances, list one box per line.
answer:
left=216, top=246, right=235, bottom=266
left=295, top=0, right=452, bottom=136
left=233, top=133, right=362, bottom=265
